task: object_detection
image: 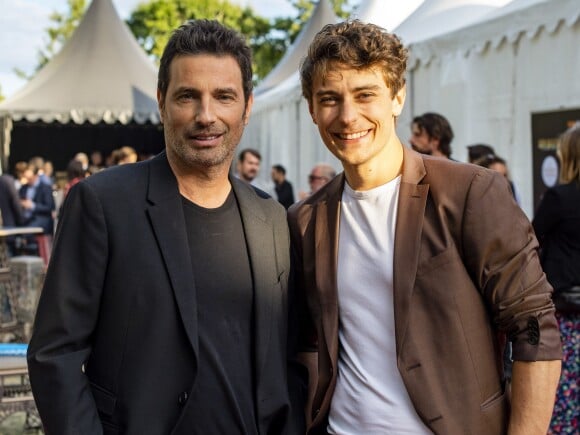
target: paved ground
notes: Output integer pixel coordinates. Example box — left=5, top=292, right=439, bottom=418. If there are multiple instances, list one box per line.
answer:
left=0, top=412, right=42, bottom=435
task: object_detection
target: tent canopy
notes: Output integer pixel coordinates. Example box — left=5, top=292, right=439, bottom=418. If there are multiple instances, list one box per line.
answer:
left=393, top=0, right=511, bottom=44
left=256, top=0, right=337, bottom=95
left=0, top=0, right=159, bottom=125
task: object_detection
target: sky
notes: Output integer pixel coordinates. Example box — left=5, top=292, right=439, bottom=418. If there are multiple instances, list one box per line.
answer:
left=0, top=0, right=324, bottom=99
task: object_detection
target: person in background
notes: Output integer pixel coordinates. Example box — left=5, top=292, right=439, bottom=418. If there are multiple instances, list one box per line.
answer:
left=19, top=163, right=55, bottom=236
left=28, top=156, right=53, bottom=186
left=0, top=174, right=23, bottom=227
left=467, top=143, right=495, bottom=164
left=290, top=19, right=561, bottom=434
left=27, top=19, right=301, bottom=434
left=236, top=148, right=272, bottom=194
left=89, top=150, right=105, bottom=173
left=74, top=152, right=90, bottom=173
left=410, top=112, right=454, bottom=159
left=532, top=122, right=580, bottom=435
left=271, top=164, right=295, bottom=209
left=298, top=163, right=336, bottom=200
left=474, top=154, right=522, bottom=205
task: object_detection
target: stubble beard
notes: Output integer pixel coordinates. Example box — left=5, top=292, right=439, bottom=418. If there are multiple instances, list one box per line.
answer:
left=165, top=127, right=235, bottom=171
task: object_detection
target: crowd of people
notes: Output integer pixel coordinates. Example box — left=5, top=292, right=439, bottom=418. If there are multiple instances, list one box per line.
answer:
left=0, top=17, right=576, bottom=435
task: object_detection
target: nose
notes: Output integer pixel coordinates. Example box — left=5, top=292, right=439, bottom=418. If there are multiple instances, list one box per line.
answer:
left=338, top=100, right=357, bottom=126
left=195, top=97, right=217, bottom=125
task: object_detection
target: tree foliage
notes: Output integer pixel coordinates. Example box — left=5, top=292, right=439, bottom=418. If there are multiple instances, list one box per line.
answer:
left=126, top=0, right=282, bottom=81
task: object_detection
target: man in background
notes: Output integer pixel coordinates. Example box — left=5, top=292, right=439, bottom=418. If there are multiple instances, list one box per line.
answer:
left=271, top=164, right=295, bottom=209
left=299, top=163, right=336, bottom=200
left=410, top=112, right=454, bottom=159
left=236, top=148, right=273, bottom=194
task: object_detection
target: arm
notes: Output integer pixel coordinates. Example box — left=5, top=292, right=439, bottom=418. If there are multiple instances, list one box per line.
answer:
left=532, top=188, right=560, bottom=240
left=27, top=181, right=107, bottom=434
left=508, top=360, right=561, bottom=435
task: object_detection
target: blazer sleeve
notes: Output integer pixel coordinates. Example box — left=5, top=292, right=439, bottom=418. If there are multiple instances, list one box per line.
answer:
left=531, top=188, right=560, bottom=241
left=27, top=181, right=108, bottom=434
left=33, top=183, right=56, bottom=215
left=461, top=170, right=561, bottom=362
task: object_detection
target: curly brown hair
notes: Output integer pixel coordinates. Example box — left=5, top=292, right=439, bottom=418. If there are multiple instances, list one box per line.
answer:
left=300, top=20, right=408, bottom=104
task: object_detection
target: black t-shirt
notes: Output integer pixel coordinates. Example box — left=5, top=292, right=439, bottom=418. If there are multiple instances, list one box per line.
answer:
left=182, top=191, right=258, bottom=435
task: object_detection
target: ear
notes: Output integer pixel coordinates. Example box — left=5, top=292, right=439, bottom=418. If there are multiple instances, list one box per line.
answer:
left=157, top=88, right=165, bottom=123
left=243, top=93, right=254, bottom=125
left=392, top=84, right=406, bottom=117
left=308, top=101, right=318, bottom=125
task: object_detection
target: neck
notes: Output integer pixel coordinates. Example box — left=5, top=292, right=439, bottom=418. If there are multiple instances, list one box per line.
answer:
left=167, top=156, right=233, bottom=209
left=344, top=141, right=404, bottom=191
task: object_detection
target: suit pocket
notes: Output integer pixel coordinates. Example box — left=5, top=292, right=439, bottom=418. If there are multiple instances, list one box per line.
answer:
left=417, top=247, right=459, bottom=277
left=90, top=381, right=117, bottom=417
left=481, top=389, right=506, bottom=411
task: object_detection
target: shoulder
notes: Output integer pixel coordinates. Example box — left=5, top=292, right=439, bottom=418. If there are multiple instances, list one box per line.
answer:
left=231, top=176, right=285, bottom=219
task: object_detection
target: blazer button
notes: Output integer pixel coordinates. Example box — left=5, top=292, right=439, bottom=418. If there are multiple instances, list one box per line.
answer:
left=178, top=391, right=189, bottom=406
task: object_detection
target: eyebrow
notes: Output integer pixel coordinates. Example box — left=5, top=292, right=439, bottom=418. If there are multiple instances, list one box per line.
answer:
left=315, top=84, right=383, bottom=96
left=173, top=86, right=240, bottom=95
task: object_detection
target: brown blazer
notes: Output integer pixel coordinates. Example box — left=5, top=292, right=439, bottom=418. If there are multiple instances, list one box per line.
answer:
left=288, top=146, right=561, bottom=435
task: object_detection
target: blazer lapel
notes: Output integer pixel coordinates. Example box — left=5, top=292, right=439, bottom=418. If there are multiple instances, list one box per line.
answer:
left=145, top=153, right=199, bottom=360
left=315, top=175, right=344, bottom=365
left=393, top=147, right=428, bottom=355
left=231, top=178, right=276, bottom=378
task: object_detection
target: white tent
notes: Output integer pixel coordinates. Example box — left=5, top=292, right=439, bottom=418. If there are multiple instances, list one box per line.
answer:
left=393, top=0, right=511, bottom=44
left=256, top=0, right=337, bottom=95
left=351, top=0, right=425, bottom=32
left=242, top=1, right=340, bottom=194
left=0, top=0, right=161, bottom=171
left=0, top=0, right=159, bottom=125
left=399, top=0, right=580, bottom=216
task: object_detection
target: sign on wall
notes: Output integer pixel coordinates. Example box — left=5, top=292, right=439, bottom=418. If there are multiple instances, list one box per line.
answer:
left=531, top=109, right=580, bottom=213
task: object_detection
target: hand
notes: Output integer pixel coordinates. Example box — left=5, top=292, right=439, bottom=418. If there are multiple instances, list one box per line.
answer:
left=21, top=198, right=34, bottom=210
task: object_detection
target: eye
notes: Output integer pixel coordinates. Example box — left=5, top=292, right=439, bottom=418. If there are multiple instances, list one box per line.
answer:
left=319, top=95, right=338, bottom=105
left=216, top=92, right=237, bottom=102
left=357, top=92, right=374, bottom=100
left=176, top=92, right=194, bottom=101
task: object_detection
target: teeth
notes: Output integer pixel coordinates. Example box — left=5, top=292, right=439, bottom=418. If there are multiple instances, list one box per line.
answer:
left=195, top=135, right=218, bottom=140
left=337, top=131, right=367, bottom=140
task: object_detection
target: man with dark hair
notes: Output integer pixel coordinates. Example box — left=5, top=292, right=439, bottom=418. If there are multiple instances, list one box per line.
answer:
left=28, top=20, right=299, bottom=434
left=271, top=164, right=295, bottom=209
left=467, top=143, right=496, bottom=163
left=290, top=19, right=561, bottom=434
left=410, top=112, right=454, bottom=158
left=237, top=148, right=262, bottom=183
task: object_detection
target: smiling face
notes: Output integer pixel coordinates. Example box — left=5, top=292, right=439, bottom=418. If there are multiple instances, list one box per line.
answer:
left=309, top=64, right=405, bottom=187
left=158, top=53, right=253, bottom=175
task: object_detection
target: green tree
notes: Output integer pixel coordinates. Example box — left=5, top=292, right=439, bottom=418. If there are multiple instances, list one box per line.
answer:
left=126, top=0, right=283, bottom=81
left=0, top=84, right=4, bottom=103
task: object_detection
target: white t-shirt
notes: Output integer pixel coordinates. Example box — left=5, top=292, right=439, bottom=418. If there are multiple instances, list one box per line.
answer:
left=328, top=176, right=431, bottom=434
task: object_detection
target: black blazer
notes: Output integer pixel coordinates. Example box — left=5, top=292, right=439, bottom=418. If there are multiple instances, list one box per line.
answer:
left=28, top=153, right=296, bottom=434
left=0, top=175, right=23, bottom=227
left=20, top=180, right=55, bottom=234
left=533, top=182, right=580, bottom=290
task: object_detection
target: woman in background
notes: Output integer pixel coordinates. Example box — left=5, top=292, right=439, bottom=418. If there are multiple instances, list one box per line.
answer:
left=533, top=123, right=580, bottom=434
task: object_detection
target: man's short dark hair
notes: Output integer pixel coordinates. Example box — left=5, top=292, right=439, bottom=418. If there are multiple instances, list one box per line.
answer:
left=272, top=164, right=286, bottom=175
left=157, top=19, right=253, bottom=104
left=467, top=143, right=495, bottom=163
left=412, top=112, right=454, bottom=158
left=238, top=148, right=261, bottom=162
